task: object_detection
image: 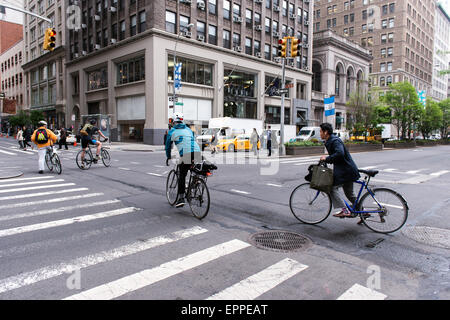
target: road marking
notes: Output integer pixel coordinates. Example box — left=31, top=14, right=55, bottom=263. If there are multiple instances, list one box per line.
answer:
left=0, top=188, right=89, bottom=201
left=406, top=169, right=426, bottom=174
left=130, top=162, right=140, bottom=165
left=0, top=179, right=65, bottom=188
left=231, top=189, right=250, bottom=195
left=359, top=166, right=377, bottom=170
left=154, top=165, right=165, bottom=168
left=0, top=226, right=208, bottom=295
left=0, top=149, right=16, bottom=155
left=0, top=193, right=104, bottom=210
left=63, top=239, right=250, bottom=300
left=118, top=167, right=131, bottom=171
left=266, top=183, right=282, bottom=187
left=294, top=161, right=317, bottom=166
left=0, top=200, right=121, bottom=222
left=207, top=258, right=308, bottom=300
left=0, top=176, right=54, bottom=183
left=383, top=168, right=397, bottom=172
left=337, top=283, right=387, bottom=300
left=147, top=172, right=163, bottom=177
left=430, top=170, right=449, bottom=177
left=0, top=183, right=76, bottom=194
left=0, top=207, right=139, bottom=238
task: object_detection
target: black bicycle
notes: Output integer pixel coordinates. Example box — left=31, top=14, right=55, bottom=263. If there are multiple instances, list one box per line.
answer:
left=166, top=159, right=217, bottom=219
left=289, top=164, right=409, bottom=234
left=45, top=144, right=62, bottom=175
left=76, top=138, right=111, bottom=170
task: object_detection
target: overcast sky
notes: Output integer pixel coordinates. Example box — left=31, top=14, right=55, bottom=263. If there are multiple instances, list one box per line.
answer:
left=0, top=0, right=24, bottom=25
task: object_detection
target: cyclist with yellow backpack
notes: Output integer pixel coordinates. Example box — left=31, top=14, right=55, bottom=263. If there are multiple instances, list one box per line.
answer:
left=31, top=120, right=58, bottom=174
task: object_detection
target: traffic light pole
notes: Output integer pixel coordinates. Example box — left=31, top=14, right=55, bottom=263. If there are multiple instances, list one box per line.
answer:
left=0, top=3, right=52, bottom=25
left=279, top=57, right=286, bottom=156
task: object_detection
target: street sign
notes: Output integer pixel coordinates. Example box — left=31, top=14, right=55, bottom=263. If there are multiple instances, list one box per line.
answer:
left=278, top=88, right=289, bottom=94
left=169, top=96, right=179, bottom=102
left=175, top=102, right=184, bottom=106
left=285, top=83, right=294, bottom=88
left=174, top=63, right=182, bottom=90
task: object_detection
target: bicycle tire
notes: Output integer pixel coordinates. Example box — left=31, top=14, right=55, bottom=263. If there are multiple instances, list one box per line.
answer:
left=52, top=154, right=62, bottom=175
left=101, top=149, right=111, bottom=167
left=166, top=170, right=179, bottom=206
left=359, top=188, right=408, bottom=234
left=188, top=177, right=210, bottom=220
left=45, top=152, right=53, bottom=172
left=289, top=182, right=332, bottom=224
left=76, top=150, right=92, bottom=170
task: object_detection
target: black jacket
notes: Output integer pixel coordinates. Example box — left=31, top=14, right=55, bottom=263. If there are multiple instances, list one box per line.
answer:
left=324, top=134, right=360, bottom=186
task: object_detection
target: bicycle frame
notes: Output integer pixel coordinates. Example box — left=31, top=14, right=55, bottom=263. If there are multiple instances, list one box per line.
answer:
left=343, top=177, right=384, bottom=214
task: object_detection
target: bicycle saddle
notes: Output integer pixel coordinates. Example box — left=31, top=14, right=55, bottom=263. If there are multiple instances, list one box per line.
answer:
left=358, top=169, right=379, bottom=177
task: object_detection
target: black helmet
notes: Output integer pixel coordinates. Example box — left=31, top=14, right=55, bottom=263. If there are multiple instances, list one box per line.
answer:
left=90, top=119, right=97, bottom=125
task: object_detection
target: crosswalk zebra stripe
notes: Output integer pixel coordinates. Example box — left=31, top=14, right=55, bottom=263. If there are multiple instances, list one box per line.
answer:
left=0, top=176, right=54, bottom=183
left=0, top=179, right=65, bottom=188
left=0, top=183, right=76, bottom=194
left=0, top=207, right=139, bottom=238
left=0, top=188, right=89, bottom=201
left=294, top=161, right=317, bottom=166
left=337, top=283, right=387, bottom=300
left=0, top=193, right=104, bottom=210
left=64, top=239, right=251, bottom=300
left=207, top=258, right=308, bottom=300
left=0, top=199, right=121, bottom=222
left=0, top=149, right=16, bottom=155
left=430, top=170, right=449, bottom=176
left=0, top=226, right=208, bottom=295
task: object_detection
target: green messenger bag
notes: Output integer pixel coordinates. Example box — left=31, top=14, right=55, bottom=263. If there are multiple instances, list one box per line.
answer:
left=310, top=162, right=334, bottom=194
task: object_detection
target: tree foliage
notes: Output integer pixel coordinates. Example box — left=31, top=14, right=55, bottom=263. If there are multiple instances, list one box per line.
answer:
left=418, top=98, right=443, bottom=139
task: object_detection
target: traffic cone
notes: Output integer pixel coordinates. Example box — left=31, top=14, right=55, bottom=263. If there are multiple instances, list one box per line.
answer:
left=73, top=141, right=77, bottom=147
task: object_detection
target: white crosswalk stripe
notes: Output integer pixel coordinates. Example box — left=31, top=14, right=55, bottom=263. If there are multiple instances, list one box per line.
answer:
left=0, top=193, right=104, bottom=210
left=0, top=188, right=89, bottom=201
left=0, top=179, right=65, bottom=188
left=0, top=183, right=76, bottom=194
left=337, top=283, right=387, bottom=300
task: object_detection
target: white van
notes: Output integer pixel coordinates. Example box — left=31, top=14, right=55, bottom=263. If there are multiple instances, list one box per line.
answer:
left=295, top=127, right=323, bottom=142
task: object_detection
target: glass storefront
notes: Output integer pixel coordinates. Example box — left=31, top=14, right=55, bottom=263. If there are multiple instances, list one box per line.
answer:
left=223, top=69, right=257, bottom=119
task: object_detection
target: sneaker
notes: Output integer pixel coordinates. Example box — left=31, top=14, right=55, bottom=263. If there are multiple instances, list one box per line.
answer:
left=80, top=163, right=85, bottom=169
left=38, top=170, right=44, bottom=174
left=95, top=154, right=102, bottom=160
left=175, top=197, right=186, bottom=208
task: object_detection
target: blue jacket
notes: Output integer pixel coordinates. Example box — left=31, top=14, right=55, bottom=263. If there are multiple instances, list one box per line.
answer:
left=324, top=134, right=360, bottom=186
left=165, top=123, right=201, bottom=158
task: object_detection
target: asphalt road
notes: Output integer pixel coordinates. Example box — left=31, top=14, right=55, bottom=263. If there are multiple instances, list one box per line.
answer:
left=0, top=136, right=448, bottom=301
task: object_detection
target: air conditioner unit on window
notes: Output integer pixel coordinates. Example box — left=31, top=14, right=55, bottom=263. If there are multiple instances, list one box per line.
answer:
left=304, top=66, right=309, bottom=71
left=73, top=0, right=79, bottom=6
left=82, top=51, right=87, bottom=55
left=95, top=44, right=101, bottom=50
left=289, top=13, right=296, bottom=20
left=304, top=0, right=310, bottom=4
left=94, top=15, right=100, bottom=21
left=179, top=0, right=192, bottom=4
left=109, top=7, right=117, bottom=12
left=197, top=35, right=205, bottom=41
left=274, top=57, right=281, bottom=63
left=111, top=38, right=117, bottom=44
left=303, top=43, right=309, bottom=48
left=255, top=52, right=262, bottom=57
left=273, top=31, right=280, bottom=37
left=233, top=16, right=243, bottom=23
left=255, top=25, right=263, bottom=31
left=304, top=20, right=309, bottom=26
left=234, top=46, right=242, bottom=52
left=273, top=5, right=280, bottom=12
left=81, top=24, right=87, bottom=29
left=197, top=1, right=205, bottom=10
left=255, top=0, right=263, bottom=3
left=183, top=31, right=192, bottom=38
left=74, top=53, right=79, bottom=58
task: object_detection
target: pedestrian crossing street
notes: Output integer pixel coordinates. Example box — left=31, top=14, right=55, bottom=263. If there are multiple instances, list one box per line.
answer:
left=0, top=175, right=389, bottom=300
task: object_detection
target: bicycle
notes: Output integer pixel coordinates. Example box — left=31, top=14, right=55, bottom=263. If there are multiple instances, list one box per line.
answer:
left=289, top=164, right=409, bottom=234
left=76, top=138, right=111, bottom=170
left=166, top=158, right=217, bottom=220
left=45, top=144, right=62, bottom=175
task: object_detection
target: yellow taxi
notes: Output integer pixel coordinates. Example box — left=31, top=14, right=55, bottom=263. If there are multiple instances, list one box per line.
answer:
left=217, top=134, right=261, bottom=152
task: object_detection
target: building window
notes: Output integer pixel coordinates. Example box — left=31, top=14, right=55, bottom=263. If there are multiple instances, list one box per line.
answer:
left=382, top=5, right=388, bottom=15
left=165, top=11, right=176, bottom=34
left=254, top=40, right=260, bottom=55
left=224, top=70, right=257, bottom=119
left=387, top=76, right=392, bottom=85
left=382, top=19, right=387, bottom=29
left=139, top=11, right=146, bottom=33
left=389, top=18, right=394, bottom=28
left=381, top=48, right=386, bottom=58
left=168, top=55, right=213, bottom=86
left=246, top=9, right=252, bottom=28
left=254, top=12, right=261, bottom=26
left=208, top=25, right=217, bottom=45
left=87, top=67, right=108, bottom=90
left=265, top=106, right=290, bottom=124
left=380, top=77, right=385, bottom=86
left=381, top=34, right=387, bottom=44
left=344, top=15, right=348, bottom=24
left=223, top=0, right=230, bottom=19
left=387, top=62, right=392, bottom=71
left=117, top=56, right=145, bottom=85
left=265, top=17, right=271, bottom=33
left=388, top=33, right=394, bottom=43
left=232, top=3, right=241, bottom=19
left=197, top=21, right=206, bottom=38
left=233, top=33, right=240, bottom=48
left=389, top=3, right=395, bottom=13
left=208, top=0, right=217, bottom=15
left=264, top=44, right=270, bottom=60
left=380, top=63, right=386, bottom=72
left=387, top=47, right=393, bottom=57
left=223, top=29, right=231, bottom=49
left=180, top=15, right=190, bottom=32
left=245, top=37, right=252, bottom=55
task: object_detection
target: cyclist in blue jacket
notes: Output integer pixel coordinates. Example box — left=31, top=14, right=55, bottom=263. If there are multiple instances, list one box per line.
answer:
left=165, top=112, right=202, bottom=208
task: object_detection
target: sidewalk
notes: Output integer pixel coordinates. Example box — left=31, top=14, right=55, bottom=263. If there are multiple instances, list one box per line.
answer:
left=107, top=142, right=165, bottom=152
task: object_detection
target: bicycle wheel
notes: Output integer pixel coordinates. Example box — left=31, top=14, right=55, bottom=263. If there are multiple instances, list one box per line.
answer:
left=101, top=149, right=111, bottom=167
left=166, top=170, right=179, bottom=206
left=76, top=150, right=92, bottom=170
left=289, top=183, right=332, bottom=224
left=45, top=152, right=54, bottom=172
left=359, top=188, right=408, bottom=234
left=52, top=154, right=62, bottom=175
left=188, top=177, right=210, bottom=220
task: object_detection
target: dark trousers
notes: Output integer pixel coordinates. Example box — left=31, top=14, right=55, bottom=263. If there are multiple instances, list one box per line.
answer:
left=267, top=140, right=272, bottom=156
left=178, top=152, right=202, bottom=195
left=24, top=140, right=32, bottom=149
left=18, top=141, right=24, bottom=149
left=59, top=138, right=68, bottom=149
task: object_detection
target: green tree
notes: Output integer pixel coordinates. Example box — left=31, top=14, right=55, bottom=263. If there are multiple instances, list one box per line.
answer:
left=438, top=98, right=450, bottom=139
left=383, top=81, right=420, bottom=140
left=418, top=98, right=442, bottom=139
left=8, top=110, right=31, bottom=129
left=30, top=110, right=45, bottom=127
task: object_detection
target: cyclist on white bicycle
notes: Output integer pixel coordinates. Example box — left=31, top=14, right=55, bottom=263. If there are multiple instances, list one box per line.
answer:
left=79, top=119, right=108, bottom=168
left=31, top=120, right=58, bottom=174
left=165, top=112, right=202, bottom=208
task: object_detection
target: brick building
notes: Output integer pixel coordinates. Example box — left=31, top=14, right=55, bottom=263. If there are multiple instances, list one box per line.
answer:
left=313, top=0, right=435, bottom=95
left=0, top=20, right=23, bottom=55
left=65, top=0, right=314, bottom=144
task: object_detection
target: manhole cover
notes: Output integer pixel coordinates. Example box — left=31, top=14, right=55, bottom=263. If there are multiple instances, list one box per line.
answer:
left=248, top=231, right=313, bottom=252
left=402, top=226, right=450, bottom=249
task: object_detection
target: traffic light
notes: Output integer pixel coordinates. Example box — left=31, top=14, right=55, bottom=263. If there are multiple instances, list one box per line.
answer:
left=277, top=38, right=287, bottom=58
left=291, top=38, right=301, bottom=57
left=43, top=28, right=56, bottom=51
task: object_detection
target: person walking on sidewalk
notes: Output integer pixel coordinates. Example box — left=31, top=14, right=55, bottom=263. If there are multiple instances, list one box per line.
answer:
left=31, top=120, right=58, bottom=174
left=266, top=126, right=272, bottom=157
left=58, top=127, right=68, bottom=150
left=319, top=122, right=360, bottom=218
left=17, top=127, right=24, bottom=149
left=23, top=126, right=33, bottom=151
left=210, top=134, right=218, bottom=155
left=250, top=128, right=259, bottom=157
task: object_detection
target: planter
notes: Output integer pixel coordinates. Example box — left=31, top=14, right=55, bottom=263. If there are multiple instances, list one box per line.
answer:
left=438, top=139, right=450, bottom=145
left=286, top=146, right=325, bottom=156
left=416, top=140, right=437, bottom=146
left=344, top=143, right=383, bottom=153
left=384, top=142, right=416, bottom=149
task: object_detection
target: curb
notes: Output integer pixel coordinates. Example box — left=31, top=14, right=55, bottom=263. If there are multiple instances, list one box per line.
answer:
left=0, top=171, right=24, bottom=180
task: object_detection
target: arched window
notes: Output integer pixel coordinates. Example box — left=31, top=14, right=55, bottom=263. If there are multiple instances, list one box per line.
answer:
left=386, top=76, right=392, bottom=85
left=380, top=77, right=386, bottom=87
left=312, top=61, right=322, bottom=92
left=335, top=66, right=340, bottom=96
left=346, top=69, right=352, bottom=97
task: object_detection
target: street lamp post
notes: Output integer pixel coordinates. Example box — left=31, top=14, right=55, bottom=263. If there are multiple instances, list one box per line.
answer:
left=172, top=23, right=194, bottom=113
